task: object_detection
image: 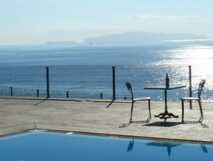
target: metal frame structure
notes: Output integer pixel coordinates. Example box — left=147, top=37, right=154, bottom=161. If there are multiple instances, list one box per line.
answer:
left=181, top=79, right=206, bottom=123
left=125, top=82, right=151, bottom=123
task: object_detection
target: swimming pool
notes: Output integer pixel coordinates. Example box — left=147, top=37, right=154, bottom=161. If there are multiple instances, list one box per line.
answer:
left=0, top=131, right=212, bottom=161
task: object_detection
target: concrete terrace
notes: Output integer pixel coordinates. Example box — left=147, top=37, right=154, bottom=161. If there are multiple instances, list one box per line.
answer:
left=0, top=97, right=213, bottom=143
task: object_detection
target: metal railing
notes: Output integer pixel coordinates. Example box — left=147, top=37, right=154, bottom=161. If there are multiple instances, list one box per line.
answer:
left=0, top=65, right=209, bottom=101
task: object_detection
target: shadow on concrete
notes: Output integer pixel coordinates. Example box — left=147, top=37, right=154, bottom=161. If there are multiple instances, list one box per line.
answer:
left=131, top=120, right=150, bottom=124
left=105, top=100, right=114, bottom=108
left=200, top=123, right=209, bottom=128
left=33, top=99, right=48, bottom=106
left=183, top=120, right=209, bottom=128
left=119, top=120, right=149, bottom=128
left=144, top=121, right=181, bottom=127
left=119, top=123, right=131, bottom=128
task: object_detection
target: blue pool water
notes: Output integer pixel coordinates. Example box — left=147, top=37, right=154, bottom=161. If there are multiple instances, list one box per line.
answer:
left=0, top=131, right=212, bottom=161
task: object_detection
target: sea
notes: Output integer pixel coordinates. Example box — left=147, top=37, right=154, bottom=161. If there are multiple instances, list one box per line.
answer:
left=0, top=41, right=213, bottom=101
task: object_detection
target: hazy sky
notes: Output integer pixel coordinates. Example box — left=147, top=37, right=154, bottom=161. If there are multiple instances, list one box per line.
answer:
left=1, top=0, right=213, bottom=44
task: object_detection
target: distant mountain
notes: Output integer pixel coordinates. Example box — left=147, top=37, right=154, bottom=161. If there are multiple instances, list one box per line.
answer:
left=44, top=33, right=213, bottom=47
left=82, top=32, right=207, bottom=46
left=1, top=32, right=211, bottom=49
left=45, top=41, right=79, bottom=47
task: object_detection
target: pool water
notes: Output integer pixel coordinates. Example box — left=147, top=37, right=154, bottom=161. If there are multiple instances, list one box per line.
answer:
left=0, top=131, right=212, bottom=161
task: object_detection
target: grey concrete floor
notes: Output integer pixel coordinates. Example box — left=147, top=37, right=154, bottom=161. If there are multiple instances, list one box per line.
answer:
left=0, top=98, right=213, bottom=143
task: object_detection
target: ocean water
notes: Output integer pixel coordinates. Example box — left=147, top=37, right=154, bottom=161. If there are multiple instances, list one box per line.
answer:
left=0, top=43, right=213, bottom=100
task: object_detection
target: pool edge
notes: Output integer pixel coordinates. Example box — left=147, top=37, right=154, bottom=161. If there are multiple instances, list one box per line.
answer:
left=1, top=127, right=211, bottom=145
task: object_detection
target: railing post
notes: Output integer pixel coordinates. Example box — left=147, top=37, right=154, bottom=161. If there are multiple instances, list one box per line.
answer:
left=112, top=66, right=116, bottom=100
left=66, top=91, right=69, bottom=98
left=189, top=65, right=192, bottom=109
left=46, top=66, right=50, bottom=98
left=100, top=92, right=103, bottom=99
left=36, top=89, right=39, bottom=97
left=9, top=86, right=13, bottom=96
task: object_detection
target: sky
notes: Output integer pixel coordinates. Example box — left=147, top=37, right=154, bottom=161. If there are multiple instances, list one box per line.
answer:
left=0, top=0, right=213, bottom=44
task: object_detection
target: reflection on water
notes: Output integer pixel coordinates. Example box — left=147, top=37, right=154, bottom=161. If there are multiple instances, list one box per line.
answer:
left=201, top=144, right=209, bottom=153
left=126, top=138, right=210, bottom=160
left=146, top=141, right=181, bottom=158
left=127, top=139, right=134, bottom=152
left=126, top=138, right=210, bottom=161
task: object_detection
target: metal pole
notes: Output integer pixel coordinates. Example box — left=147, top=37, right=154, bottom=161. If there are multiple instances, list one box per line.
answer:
left=112, top=66, right=116, bottom=100
left=164, top=89, right=168, bottom=113
left=100, top=92, right=103, bottom=99
left=46, top=66, right=50, bottom=98
left=36, top=89, right=39, bottom=97
left=165, top=73, right=169, bottom=113
left=10, top=87, right=13, bottom=96
left=66, top=91, right=69, bottom=98
left=189, top=65, right=192, bottom=109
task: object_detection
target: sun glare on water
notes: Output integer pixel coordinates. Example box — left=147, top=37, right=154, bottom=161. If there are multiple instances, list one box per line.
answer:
left=165, top=46, right=213, bottom=90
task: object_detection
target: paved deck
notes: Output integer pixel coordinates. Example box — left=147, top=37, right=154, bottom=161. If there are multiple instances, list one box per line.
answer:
left=0, top=98, right=213, bottom=143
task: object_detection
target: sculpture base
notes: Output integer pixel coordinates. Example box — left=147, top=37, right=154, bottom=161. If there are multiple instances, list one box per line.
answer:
left=155, top=112, right=178, bottom=121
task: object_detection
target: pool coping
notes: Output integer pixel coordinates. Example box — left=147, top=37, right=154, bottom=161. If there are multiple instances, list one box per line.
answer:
left=1, top=127, right=213, bottom=145
left=42, top=128, right=213, bottom=145
left=0, top=98, right=213, bottom=145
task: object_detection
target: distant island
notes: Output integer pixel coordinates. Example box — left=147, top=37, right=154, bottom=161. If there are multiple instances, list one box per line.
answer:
left=1, top=32, right=213, bottom=48
left=82, top=32, right=207, bottom=46
left=45, top=41, right=79, bottom=47
left=47, top=32, right=212, bottom=47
